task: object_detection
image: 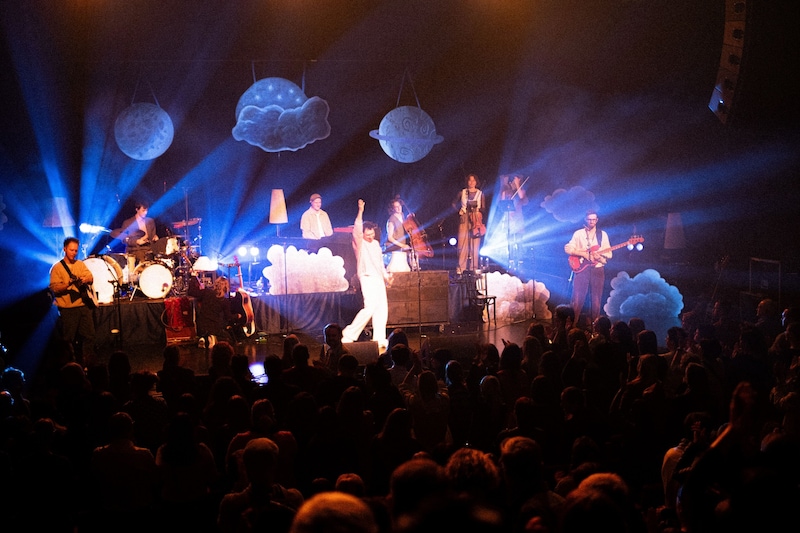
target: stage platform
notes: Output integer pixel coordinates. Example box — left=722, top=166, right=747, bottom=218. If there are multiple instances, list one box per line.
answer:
left=92, top=271, right=479, bottom=349
left=86, top=273, right=542, bottom=378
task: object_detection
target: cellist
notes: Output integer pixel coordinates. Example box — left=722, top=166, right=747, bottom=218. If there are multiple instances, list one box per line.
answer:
left=385, top=197, right=414, bottom=272
left=454, top=173, right=484, bottom=275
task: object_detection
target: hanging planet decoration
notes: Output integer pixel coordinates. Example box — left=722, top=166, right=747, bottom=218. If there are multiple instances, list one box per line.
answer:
left=114, top=102, right=174, bottom=160
left=370, top=106, right=443, bottom=163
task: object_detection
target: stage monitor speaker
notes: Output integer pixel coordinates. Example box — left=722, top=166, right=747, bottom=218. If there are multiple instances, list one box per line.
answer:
left=344, top=341, right=380, bottom=365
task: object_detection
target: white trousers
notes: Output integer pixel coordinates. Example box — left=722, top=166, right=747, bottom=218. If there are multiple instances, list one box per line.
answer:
left=342, top=274, right=388, bottom=346
left=387, top=251, right=411, bottom=272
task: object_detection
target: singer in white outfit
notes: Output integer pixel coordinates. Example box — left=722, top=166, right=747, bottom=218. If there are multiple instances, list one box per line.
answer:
left=342, top=199, right=392, bottom=349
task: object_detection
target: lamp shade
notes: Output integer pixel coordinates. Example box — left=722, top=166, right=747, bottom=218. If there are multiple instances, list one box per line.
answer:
left=43, top=197, right=75, bottom=228
left=269, top=189, right=288, bottom=224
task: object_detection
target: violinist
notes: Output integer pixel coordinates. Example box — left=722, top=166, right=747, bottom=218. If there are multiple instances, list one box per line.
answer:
left=385, top=197, right=415, bottom=272
left=455, top=173, right=484, bottom=275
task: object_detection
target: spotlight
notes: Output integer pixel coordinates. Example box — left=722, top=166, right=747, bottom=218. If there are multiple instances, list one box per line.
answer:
left=249, top=246, right=259, bottom=259
left=237, top=245, right=249, bottom=257
left=636, top=243, right=644, bottom=251
left=627, top=243, right=634, bottom=251
left=79, top=223, right=108, bottom=234
left=448, top=237, right=457, bottom=246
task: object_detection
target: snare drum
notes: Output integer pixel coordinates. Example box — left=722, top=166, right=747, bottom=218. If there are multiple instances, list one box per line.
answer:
left=84, top=255, right=123, bottom=304
left=133, top=261, right=173, bottom=299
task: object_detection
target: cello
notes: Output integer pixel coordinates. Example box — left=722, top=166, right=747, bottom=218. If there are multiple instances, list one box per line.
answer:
left=403, top=213, right=434, bottom=259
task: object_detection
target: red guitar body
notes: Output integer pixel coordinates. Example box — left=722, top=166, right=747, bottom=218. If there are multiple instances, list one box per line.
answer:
left=568, top=236, right=644, bottom=273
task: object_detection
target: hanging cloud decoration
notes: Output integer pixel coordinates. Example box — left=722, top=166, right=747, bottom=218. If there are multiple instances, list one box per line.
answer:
left=232, top=77, right=331, bottom=152
left=540, top=186, right=598, bottom=223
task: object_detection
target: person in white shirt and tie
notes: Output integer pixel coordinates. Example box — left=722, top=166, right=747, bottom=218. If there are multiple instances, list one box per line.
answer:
left=300, top=193, right=334, bottom=240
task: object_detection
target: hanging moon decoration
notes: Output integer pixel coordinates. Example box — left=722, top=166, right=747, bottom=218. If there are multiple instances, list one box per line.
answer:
left=114, top=102, right=174, bottom=160
left=370, top=106, right=443, bottom=163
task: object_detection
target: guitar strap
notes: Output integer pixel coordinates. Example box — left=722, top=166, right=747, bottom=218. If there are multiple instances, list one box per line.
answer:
left=60, top=259, right=95, bottom=307
left=60, top=259, right=75, bottom=281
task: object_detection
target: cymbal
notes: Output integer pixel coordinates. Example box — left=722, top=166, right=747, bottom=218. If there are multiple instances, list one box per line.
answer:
left=172, top=217, right=202, bottom=229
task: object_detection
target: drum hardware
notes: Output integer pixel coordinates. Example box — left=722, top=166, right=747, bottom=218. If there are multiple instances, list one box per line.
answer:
left=171, top=217, right=201, bottom=229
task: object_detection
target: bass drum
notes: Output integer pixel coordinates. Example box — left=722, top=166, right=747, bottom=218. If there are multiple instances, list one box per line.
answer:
left=133, top=261, right=173, bottom=299
left=84, top=256, right=123, bottom=304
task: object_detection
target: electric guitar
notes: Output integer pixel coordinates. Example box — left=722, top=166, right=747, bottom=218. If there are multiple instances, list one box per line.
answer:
left=61, top=259, right=98, bottom=309
left=568, top=235, right=644, bottom=273
left=231, top=256, right=256, bottom=337
left=74, top=276, right=99, bottom=309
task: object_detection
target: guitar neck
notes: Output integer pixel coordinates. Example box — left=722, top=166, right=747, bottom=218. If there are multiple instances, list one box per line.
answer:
left=595, top=241, right=632, bottom=255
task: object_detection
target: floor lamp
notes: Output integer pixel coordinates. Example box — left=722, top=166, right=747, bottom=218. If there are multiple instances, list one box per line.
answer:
left=269, top=189, right=289, bottom=333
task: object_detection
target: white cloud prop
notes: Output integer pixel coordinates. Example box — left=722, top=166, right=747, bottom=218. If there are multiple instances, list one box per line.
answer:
left=484, top=272, right=552, bottom=324
left=232, top=77, right=331, bottom=152
left=540, top=186, right=598, bottom=223
left=604, top=269, right=684, bottom=346
left=261, top=245, right=349, bottom=295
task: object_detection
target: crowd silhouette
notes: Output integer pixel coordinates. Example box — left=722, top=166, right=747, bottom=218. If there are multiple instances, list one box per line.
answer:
left=1, top=296, right=799, bottom=532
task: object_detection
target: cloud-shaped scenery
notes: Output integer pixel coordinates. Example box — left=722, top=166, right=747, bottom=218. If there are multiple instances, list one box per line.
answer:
left=262, top=245, right=348, bottom=295
left=604, top=268, right=684, bottom=346
left=540, top=186, right=598, bottom=223
left=232, top=77, right=331, bottom=152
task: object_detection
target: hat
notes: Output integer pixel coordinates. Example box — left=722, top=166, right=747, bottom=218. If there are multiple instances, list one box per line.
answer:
left=310, top=193, right=321, bottom=202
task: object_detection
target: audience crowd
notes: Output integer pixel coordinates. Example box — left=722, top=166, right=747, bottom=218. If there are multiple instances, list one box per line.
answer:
left=1, top=296, right=799, bottom=533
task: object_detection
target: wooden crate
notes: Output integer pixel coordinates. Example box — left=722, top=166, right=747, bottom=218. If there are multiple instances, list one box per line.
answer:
left=387, top=271, right=449, bottom=327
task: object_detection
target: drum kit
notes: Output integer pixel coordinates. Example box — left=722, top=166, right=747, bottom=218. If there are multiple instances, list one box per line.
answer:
left=85, top=218, right=212, bottom=303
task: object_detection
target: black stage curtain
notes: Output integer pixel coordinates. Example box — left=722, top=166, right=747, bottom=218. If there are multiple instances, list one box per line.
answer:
left=252, top=292, right=361, bottom=335
left=94, top=299, right=166, bottom=347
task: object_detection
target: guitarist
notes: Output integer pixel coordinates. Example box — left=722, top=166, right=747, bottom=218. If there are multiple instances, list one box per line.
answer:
left=49, top=236, right=97, bottom=367
left=564, top=210, right=611, bottom=326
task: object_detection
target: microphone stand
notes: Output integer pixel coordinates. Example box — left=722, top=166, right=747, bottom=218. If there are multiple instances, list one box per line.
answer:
left=100, top=256, right=124, bottom=348
left=404, top=225, right=424, bottom=347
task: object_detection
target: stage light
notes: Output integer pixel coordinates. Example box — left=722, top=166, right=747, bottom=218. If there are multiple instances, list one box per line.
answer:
left=627, top=243, right=634, bottom=251
left=636, top=243, right=643, bottom=251
left=249, top=246, right=259, bottom=259
left=237, top=245, right=249, bottom=257
left=448, top=237, right=457, bottom=246
left=79, top=223, right=108, bottom=234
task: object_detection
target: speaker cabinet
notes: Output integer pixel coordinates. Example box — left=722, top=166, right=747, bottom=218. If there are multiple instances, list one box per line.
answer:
left=343, top=341, right=380, bottom=365
left=709, top=0, right=747, bottom=124
left=387, top=271, right=449, bottom=327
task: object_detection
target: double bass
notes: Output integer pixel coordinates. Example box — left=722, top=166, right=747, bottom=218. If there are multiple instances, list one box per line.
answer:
left=402, top=213, right=434, bottom=259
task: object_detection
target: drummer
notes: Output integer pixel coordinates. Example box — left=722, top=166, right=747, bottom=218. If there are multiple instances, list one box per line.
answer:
left=120, top=201, right=159, bottom=272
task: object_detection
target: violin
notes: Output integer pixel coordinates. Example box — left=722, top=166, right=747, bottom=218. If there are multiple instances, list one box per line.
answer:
left=403, top=213, right=434, bottom=258
left=470, top=210, right=486, bottom=238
